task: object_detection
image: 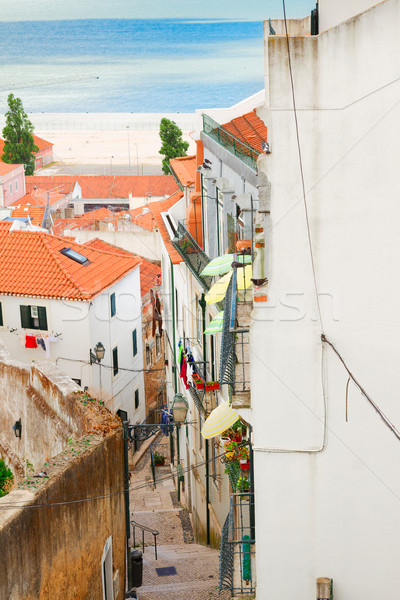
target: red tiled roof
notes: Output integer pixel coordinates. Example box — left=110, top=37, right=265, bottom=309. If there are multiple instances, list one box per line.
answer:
left=25, top=175, right=179, bottom=200
left=9, top=189, right=67, bottom=207
left=128, top=190, right=183, bottom=233
left=169, top=155, right=196, bottom=187
left=10, top=204, right=46, bottom=227
left=221, top=109, right=268, bottom=154
left=32, top=135, right=53, bottom=153
left=84, top=238, right=161, bottom=297
left=0, top=221, right=140, bottom=300
left=0, top=162, right=22, bottom=175
left=0, top=136, right=52, bottom=160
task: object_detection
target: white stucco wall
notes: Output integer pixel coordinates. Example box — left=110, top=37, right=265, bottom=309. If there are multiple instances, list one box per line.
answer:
left=0, top=267, right=145, bottom=423
left=252, top=1, right=400, bottom=598
left=319, top=0, right=383, bottom=31
left=70, top=227, right=162, bottom=262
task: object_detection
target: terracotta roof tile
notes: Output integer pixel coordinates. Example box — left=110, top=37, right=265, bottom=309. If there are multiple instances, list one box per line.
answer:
left=221, top=109, right=268, bottom=154
left=10, top=204, right=46, bottom=227
left=169, top=155, right=196, bottom=187
left=10, top=189, right=67, bottom=207
left=32, top=135, right=53, bottom=152
left=0, top=222, right=140, bottom=300
left=84, top=238, right=161, bottom=297
left=0, top=162, right=22, bottom=175
left=128, top=190, right=183, bottom=232
left=25, top=175, right=179, bottom=200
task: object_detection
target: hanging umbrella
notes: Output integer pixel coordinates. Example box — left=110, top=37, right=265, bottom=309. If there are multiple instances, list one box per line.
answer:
left=200, top=253, right=251, bottom=277
left=201, top=401, right=240, bottom=439
left=204, top=311, right=224, bottom=334
left=205, top=265, right=253, bottom=305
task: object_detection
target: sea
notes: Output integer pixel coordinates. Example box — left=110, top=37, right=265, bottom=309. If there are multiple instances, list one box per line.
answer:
left=0, top=19, right=264, bottom=114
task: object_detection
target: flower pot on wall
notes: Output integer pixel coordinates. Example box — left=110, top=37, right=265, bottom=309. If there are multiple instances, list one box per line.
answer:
left=205, top=381, right=220, bottom=391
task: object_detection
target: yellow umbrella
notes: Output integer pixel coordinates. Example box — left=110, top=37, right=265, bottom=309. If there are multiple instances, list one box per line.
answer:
left=201, top=401, right=240, bottom=439
left=204, top=265, right=253, bottom=305
left=205, top=271, right=232, bottom=304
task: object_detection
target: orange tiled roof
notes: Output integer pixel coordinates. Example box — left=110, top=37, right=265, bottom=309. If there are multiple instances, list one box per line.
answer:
left=169, top=155, right=196, bottom=188
left=0, top=221, right=140, bottom=300
left=221, top=109, right=268, bottom=154
left=10, top=204, right=46, bottom=227
left=26, top=178, right=75, bottom=196
left=32, top=135, right=53, bottom=152
left=0, top=136, right=52, bottom=160
left=25, top=175, right=179, bottom=200
left=9, top=189, right=67, bottom=208
left=0, top=162, right=22, bottom=175
left=84, top=238, right=161, bottom=297
left=128, top=190, right=183, bottom=233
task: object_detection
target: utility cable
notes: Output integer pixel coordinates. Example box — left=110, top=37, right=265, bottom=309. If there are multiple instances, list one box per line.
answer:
left=282, top=0, right=324, bottom=333
left=321, top=334, right=400, bottom=442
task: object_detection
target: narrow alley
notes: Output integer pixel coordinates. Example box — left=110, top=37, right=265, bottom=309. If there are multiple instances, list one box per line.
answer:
left=129, top=436, right=230, bottom=600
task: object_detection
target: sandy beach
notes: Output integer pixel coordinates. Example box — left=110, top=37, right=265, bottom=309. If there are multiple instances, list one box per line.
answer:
left=0, top=112, right=199, bottom=172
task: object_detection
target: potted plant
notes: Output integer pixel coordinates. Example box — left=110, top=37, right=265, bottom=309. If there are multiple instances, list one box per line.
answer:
left=205, top=381, right=220, bottom=391
left=238, top=447, right=250, bottom=470
left=192, top=374, right=204, bottom=390
left=236, top=475, right=250, bottom=494
left=153, top=450, right=166, bottom=466
left=224, top=440, right=238, bottom=462
left=231, top=419, right=242, bottom=442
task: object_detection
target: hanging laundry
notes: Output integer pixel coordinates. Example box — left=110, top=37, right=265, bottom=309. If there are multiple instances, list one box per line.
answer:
left=178, top=340, right=184, bottom=368
left=18, top=334, right=25, bottom=348
left=180, top=355, right=189, bottom=389
left=36, top=337, right=46, bottom=351
left=25, top=335, right=37, bottom=349
left=160, top=410, right=170, bottom=436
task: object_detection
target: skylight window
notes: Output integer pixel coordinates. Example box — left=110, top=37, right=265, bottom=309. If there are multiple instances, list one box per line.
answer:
left=60, top=247, right=90, bottom=265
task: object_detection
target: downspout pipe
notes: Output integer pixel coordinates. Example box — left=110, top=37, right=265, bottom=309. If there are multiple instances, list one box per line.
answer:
left=199, top=293, right=210, bottom=546
left=122, top=421, right=132, bottom=590
left=170, top=258, right=176, bottom=465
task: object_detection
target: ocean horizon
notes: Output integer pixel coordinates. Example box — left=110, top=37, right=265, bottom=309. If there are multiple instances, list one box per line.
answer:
left=0, top=19, right=264, bottom=114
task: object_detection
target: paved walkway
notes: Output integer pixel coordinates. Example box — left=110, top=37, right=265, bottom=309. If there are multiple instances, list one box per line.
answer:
left=129, top=439, right=230, bottom=600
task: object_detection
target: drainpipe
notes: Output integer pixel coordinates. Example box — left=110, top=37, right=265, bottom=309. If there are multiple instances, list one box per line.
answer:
left=199, top=293, right=210, bottom=546
left=122, top=420, right=132, bottom=590
left=170, top=258, right=176, bottom=465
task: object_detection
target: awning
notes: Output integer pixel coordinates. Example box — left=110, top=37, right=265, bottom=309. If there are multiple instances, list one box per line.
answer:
left=201, top=401, right=240, bottom=439
left=204, top=311, right=224, bottom=334
left=204, top=265, right=253, bottom=305
left=200, top=253, right=251, bottom=277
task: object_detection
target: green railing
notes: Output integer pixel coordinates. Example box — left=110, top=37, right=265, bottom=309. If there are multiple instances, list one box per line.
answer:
left=172, top=221, right=212, bottom=291
left=202, top=114, right=259, bottom=171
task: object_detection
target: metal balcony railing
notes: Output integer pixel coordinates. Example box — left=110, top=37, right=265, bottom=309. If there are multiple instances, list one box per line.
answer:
left=172, top=221, right=212, bottom=291
left=219, top=275, right=251, bottom=397
left=219, top=494, right=256, bottom=596
left=203, top=114, right=259, bottom=171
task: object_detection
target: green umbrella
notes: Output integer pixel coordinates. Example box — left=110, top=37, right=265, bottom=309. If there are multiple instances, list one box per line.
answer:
left=204, top=311, right=224, bottom=334
left=200, top=253, right=251, bottom=277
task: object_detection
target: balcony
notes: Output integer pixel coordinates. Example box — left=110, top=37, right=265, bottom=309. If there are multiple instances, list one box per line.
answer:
left=172, top=221, right=212, bottom=290
left=219, top=493, right=256, bottom=597
left=219, top=273, right=251, bottom=409
left=203, top=114, right=259, bottom=172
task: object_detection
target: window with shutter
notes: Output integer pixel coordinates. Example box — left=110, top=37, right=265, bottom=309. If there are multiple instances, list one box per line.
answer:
left=112, top=347, right=118, bottom=376
left=20, top=305, right=48, bottom=330
left=110, top=293, right=116, bottom=318
left=132, top=329, right=137, bottom=357
left=135, top=389, right=139, bottom=409
left=0, top=302, right=3, bottom=327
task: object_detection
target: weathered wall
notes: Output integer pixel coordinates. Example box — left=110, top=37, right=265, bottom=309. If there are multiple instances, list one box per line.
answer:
left=0, top=356, right=126, bottom=600
left=0, top=430, right=125, bottom=600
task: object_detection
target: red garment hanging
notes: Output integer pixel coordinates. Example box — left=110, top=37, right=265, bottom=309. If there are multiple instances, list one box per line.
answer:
left=25, top=335, right=37, bottom=349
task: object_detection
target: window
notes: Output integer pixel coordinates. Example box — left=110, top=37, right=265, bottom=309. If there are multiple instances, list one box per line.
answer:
left=59, top=247, right=90, bottom=265
left=196, top=296, right=202, bottom=345
left=20, top=305, right=48, bottom=330
left=0, top=302, right=3, bottom=327
left=146, top=344, right=152, bottom=367
left=217, top=189, right=224, bottom=256
left=112, top=347, right=119, bottom=376
left=156, top=335, right=161, bottom=357
left=132, top=329, right=137, bottom=356
left=134, top=389, right=139, bottom=410
left=175, top=289, right=179, bottom=325
left=110, top=292, right=116, bottom=318
left=9, top=183, right=12, bottom=195
left=15, top=180, right=18, bottom=192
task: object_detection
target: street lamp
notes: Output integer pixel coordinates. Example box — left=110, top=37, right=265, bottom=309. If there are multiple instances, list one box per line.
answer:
left=171, top=393, right=189, bottom=424
left=89, top=342, right=105, bottom=365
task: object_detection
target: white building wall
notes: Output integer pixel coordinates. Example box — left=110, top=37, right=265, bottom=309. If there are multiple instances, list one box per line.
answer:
left=318, top=0, right=381, bottom=31
left=252, top=1, right=400, bottom=598
left=70, top=227, right=162, bottom=262
left=0, top=268, right=144, bottom=423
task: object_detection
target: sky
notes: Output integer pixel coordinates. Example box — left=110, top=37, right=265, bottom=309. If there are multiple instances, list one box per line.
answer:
left=3, top=0, right=316, bottom=21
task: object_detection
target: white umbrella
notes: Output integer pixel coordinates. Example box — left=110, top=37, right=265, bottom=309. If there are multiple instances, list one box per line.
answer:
left=201, top=401, right=240, bottom=439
